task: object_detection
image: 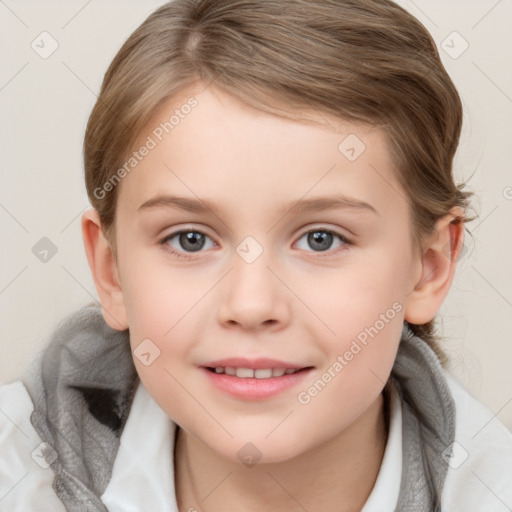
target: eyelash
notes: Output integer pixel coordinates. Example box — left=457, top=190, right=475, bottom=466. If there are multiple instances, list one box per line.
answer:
left=159, top=227, right=352, bottom=260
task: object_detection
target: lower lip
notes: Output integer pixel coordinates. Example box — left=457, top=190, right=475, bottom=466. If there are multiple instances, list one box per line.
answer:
left=201, top=367, right=313, bottom=400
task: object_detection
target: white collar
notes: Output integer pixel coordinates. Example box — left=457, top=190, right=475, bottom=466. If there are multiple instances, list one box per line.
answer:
left=102, top=380, right=402, bottom=511
left=101, top=381, right=179, bottom=512
left=361, top=379, right=403, bottom=511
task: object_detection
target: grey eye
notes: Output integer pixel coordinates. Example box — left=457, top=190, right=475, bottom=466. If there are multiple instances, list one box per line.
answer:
left=163, top=230, right=215, bottom=253
left=296, top=229, right=347, bottom=252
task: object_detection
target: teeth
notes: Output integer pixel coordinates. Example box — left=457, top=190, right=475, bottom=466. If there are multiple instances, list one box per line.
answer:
left=211, top=367, right=300, bottom=378
left=255, top=369, right=272, bottom=379
left=236, top=367, right=254, bottom=378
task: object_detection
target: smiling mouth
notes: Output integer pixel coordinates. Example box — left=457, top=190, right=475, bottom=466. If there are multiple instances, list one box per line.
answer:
left=205, top=366, right=313, bottom=379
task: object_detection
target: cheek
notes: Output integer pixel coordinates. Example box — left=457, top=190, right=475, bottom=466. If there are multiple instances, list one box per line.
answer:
left=118, top=255, right=217, bottom=419
left=291, top=305, right=403, bottom=449
left=119, top=249, right=213, bottom=339
left=290, top=252, right=408, bottom=395
left=294, top=255, right=409, bottom=340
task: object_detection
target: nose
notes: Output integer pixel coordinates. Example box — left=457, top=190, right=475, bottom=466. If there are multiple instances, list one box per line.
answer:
left=216, top=248, right=291, bottom=332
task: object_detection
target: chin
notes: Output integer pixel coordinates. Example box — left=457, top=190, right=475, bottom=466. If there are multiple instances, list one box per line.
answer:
left=202, top=430, right=309, bottom=467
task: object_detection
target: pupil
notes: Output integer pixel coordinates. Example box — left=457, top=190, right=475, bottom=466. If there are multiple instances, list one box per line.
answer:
left=180, top=232, right=205, bottom=252
left=308, top=231, right=332, bottom=251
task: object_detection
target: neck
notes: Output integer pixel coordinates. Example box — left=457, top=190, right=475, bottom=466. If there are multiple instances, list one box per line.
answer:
left=174, top=391, right=388, bottom=512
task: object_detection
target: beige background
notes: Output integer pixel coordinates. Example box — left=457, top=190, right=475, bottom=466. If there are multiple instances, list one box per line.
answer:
left=1, top=0, right=511, bottom=429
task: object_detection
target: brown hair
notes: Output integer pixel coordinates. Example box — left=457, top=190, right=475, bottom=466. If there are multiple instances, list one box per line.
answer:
left=83, top=0, right=473, bottom=364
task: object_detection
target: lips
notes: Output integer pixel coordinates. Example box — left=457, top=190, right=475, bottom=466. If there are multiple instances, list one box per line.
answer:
left=200, top=357, right=314, bottom=400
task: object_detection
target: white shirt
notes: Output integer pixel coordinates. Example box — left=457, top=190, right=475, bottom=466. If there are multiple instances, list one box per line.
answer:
left=1, top=372, right=512, bottom=511
left=361, top=379, right=402, bottom=512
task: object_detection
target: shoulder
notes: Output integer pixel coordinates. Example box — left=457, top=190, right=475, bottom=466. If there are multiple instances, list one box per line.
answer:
left=0, top=381, right=66, bottom=512
left=441, top=372, right=512, bottom=512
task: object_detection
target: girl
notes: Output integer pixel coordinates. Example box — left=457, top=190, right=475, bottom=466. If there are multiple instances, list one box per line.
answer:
left=1, top=1, right=511, bottom=511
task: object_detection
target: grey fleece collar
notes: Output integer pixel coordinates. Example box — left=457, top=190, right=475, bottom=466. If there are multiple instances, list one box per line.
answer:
left=22, top=304, right=455, bottom=511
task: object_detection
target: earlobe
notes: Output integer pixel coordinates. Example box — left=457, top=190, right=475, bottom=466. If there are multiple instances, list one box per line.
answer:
left=404, top=207, right=465, bottom=325
left=81, top=208, right=128, bottom=331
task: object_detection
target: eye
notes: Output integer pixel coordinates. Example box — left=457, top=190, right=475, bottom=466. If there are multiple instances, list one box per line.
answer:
left=160, top=229, right=216, bottom=257
left=295, top=228, right=351, bottom=254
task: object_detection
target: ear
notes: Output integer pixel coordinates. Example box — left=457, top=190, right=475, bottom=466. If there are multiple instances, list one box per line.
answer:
left=404, top=207, right=465, bottom=324
left=81, top=208, right=128, bottom=331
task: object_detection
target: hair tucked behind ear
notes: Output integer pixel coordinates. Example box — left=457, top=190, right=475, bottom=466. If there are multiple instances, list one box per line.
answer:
left=83, top=0, right=474, bottom=365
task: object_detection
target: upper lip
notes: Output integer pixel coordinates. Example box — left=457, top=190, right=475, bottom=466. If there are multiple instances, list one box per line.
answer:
left=201, top=357, right=310, bottom=370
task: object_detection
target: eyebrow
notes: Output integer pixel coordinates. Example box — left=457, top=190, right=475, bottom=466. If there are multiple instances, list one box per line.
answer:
left=138, top=194, right=378, bottom=216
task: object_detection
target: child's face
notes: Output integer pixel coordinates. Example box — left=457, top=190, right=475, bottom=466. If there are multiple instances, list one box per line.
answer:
left=111, top=83, right=422, bottom=463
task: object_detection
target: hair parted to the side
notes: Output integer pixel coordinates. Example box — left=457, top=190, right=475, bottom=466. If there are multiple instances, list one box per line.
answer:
left=83, top=0, right=474, bottom=365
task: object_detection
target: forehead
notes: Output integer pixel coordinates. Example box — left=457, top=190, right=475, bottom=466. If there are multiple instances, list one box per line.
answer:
left=116, top=84, right=407, bottom=222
